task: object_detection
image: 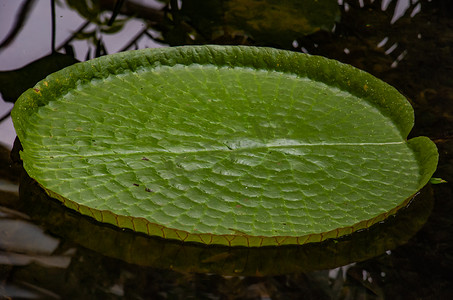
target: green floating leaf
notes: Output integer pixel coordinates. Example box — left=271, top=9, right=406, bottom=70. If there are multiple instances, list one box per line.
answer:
left=12, top=45, right=438, bottom=247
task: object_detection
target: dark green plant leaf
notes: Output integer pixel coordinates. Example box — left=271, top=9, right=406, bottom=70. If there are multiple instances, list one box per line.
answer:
left=180, top=0, right=340, bottom=47
left=65, top=0, right=101, bottom=23
left=100, top=19, right=126, bottom=34
left=0, top=53, right=79, bottom=103
left=11, top=45, right=438, bottom=247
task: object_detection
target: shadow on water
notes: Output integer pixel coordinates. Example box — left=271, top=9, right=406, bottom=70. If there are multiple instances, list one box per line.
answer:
left=1, top=0, right=453, bottom=299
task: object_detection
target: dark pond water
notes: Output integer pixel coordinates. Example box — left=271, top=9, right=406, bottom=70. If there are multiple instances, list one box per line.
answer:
left=1, top=0, right=452, bottom=299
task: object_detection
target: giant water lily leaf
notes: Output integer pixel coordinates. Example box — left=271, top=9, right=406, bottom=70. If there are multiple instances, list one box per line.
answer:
left=12, top=45, right=438, bottom=247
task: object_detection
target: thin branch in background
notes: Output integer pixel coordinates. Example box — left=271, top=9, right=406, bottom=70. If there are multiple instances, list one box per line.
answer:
left=63, top=44, right=75, bottom=57
left=0, top=0, right=36, bottom=49
left=51, top=0, right=56, bottom=53
left=85, top=48, right=91, bottom=61
left=0, top=109, right=12, bottom=123
left=95, top=38, right=102, bottom=57
left=119, top=27, right=148, bottom=52
left=108, top=0, right=125, bottom=26
left=95, top=38, right=107, bottom=57
left=169, top=0, right=181, bottom=23
left=56, top=20, right=90, bottom=52
left=143, top=30, right=164, bottom=43
left=119, top=27, right=165, bottom=52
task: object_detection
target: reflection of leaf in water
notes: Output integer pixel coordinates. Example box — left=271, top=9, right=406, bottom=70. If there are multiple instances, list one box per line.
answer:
left=65, top=0, right=102, bottom=23
left=0, top=53, right=78, bottom=103
left=0, top=143, right=20, bottom=184
left=101, top=19, right=127, bottom=34
left=65, top=0, right=127, bottom=30
left=180, top=0, right=340, bottom=47
left=225, top=0, right=340, bottom=45
left=63, top=0, right=127, bottom=58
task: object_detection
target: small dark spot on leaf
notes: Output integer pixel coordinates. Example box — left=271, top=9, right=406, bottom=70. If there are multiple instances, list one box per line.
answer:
left=236, top=204, right=242, bottom=208
left=33, top=88, right=40, bottom=93
left=133, top=183, right=139, bottom=187
left=145, top=188, right=153, bottom=192
left=141, top=157, right=149, bottom=161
